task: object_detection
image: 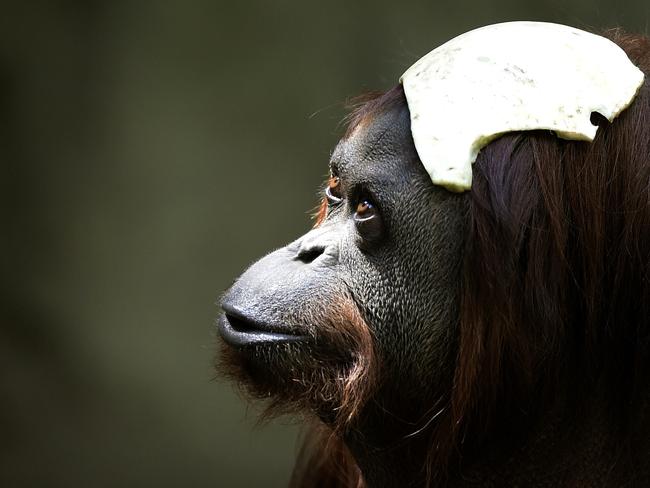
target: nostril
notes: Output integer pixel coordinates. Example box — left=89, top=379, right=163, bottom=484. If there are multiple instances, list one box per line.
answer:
left=296, top=246, right=325, bottom=263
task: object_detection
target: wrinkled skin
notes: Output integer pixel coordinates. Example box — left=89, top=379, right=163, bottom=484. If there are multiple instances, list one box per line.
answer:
left=218, top=104, right=466, bottom=485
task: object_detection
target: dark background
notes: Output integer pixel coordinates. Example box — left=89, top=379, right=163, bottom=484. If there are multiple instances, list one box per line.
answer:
left=1, top=1, right=647, bottom=487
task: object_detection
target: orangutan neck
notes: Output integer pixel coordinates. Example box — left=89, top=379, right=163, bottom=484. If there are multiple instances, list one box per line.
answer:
left=346, top=389, right=650, bottom=488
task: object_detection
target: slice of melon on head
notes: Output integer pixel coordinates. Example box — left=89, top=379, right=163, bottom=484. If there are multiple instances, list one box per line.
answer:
left=400, top=21, right=645, bottom=192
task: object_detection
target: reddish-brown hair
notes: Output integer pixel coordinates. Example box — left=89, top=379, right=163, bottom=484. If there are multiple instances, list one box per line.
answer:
left=296, top=29, right=650, bottom=486
left=452, top=26, right=649, bottom=449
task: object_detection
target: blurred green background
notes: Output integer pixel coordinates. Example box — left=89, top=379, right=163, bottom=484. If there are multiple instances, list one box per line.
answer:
left=0, top=1, right=647, bottom=487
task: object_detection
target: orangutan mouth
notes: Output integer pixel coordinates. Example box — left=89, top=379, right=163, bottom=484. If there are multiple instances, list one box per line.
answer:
left=218, top=303, right=309, bottom=347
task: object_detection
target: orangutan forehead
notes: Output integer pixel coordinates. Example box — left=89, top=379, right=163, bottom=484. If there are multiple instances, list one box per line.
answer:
left=330, top=103, right=411, bottom=177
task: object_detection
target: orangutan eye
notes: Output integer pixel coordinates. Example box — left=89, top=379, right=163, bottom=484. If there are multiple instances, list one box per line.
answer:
left=325, top=176, right=343, bottom=204
left=354, top=200, right=375, bottom=220
left=353, top=197, right=382, bottom=245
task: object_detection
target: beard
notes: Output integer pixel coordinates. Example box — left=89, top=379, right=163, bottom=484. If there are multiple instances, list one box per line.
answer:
left=216, top=297, right=378, bottom=431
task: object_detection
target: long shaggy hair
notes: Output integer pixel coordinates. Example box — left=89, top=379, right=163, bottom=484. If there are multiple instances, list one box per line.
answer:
left=223, top=29, right=650, bottom=487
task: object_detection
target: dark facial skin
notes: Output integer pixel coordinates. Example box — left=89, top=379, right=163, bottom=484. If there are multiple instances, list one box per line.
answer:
left=218, top=104, right=467, bottom=486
